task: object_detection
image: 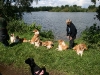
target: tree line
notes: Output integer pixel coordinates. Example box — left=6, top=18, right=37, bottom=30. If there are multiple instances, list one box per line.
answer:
left=12, top=4, right=96, bottom=12
left=32, top=5, right=96, bottom=12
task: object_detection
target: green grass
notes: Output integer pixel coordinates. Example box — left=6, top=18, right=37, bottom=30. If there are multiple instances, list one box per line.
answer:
left=0, top=34, right=100, bottom=75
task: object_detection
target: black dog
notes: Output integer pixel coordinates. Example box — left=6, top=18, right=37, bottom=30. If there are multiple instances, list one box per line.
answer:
left=25, top=58, right=49, bottom=75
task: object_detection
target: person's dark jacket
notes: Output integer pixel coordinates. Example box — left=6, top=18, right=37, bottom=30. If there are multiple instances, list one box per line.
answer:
left=66, top=22, right=77, bottom=38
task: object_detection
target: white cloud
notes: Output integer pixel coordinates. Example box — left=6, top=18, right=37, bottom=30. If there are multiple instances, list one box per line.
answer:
left=31, top=0, right=99, bottom=8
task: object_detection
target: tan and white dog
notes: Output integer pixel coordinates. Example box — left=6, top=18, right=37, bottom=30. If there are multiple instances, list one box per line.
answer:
left=56, top=39, right=68, bottom=51
left=30, top=29, right=39, bottom=44
left=42, top=41, right=54, bottom=49
left=73, top=43, right=87, bottom=57
left=34, top=38, right=42, bottom=48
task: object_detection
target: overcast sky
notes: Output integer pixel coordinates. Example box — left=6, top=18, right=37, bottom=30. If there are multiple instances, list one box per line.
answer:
left=31, top=0, right=100, bottom=8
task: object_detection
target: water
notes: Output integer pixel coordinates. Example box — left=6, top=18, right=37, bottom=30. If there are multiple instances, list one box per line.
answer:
left=23, top=12, right=100, bottom=41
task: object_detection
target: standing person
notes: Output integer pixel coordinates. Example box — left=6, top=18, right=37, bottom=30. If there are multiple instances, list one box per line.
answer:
left=66, top=19, right=77, bottom=49
left=0, top=10, right=9, bottom=47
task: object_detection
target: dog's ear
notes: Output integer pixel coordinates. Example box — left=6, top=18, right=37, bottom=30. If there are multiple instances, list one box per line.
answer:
left=25, top=58, right=35, bottom=66
left=41, top=66, right=46, bottom=72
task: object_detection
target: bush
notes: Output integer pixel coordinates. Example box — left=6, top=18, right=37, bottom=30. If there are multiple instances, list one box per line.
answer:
left=40, top=30, right=54, bottom=39
left=81, top=23, right=100, bottom=49
left=7, top=20, right=54, bottom=39
left=8, top=20, right=28, bottom=34
left=8, top=20, right=42, bottom=34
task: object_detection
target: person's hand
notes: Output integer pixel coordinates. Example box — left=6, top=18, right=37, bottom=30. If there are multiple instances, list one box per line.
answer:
left=67, top=36, right=69, bottom=39
left=69, top=37, right=72, bottom=40
left=67, top=36, right=72, bottom=40
left=39, top=70, right=44, bottom=75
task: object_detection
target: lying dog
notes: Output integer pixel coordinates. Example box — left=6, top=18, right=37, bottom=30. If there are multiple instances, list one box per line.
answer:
left=25, top=58, right=49, bottom=75
left=30, top=29, right=40, bottom=44
left=16, top=36, right=29, bottom=43
left=42, top=41, right=54, bottom=49
left=10, top=34, right=20, bottom=43
left=73, top=43, right=87, bottom=57
left=56, top=39, right=68, bottom=51
left=10, top=33, right=29, bottom=43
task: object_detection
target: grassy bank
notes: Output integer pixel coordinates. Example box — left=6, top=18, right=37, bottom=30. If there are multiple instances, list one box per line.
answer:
left=0, top=34, right=100, bottom=75
left=0, top=21, right=100, bottom=75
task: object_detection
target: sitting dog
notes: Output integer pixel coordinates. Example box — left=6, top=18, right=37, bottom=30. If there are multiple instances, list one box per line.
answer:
left=30, top=29, right=40, bottom=44
left=73, top=43, right=87, bottom=57
left=25, top=58, right=49, bottom=75
left=42, top=41, right=54, bottom=49
left=56, top=39, right=68, bottom=51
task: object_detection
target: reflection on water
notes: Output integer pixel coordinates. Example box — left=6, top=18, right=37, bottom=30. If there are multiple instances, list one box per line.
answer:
left=23, top=12, right=100, bottom=41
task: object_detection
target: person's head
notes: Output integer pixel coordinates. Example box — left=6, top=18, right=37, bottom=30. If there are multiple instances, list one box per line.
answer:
left=66, top=19, right=72, bottom=26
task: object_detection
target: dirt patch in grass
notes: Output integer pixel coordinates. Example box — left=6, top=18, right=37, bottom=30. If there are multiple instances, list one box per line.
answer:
left=0, top=63, right=67, bottom=75
left=0, top=63, right=31, bottom=75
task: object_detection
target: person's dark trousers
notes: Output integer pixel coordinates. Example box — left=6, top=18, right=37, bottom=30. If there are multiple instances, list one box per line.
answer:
left=69, top=36, right=76, bottom=49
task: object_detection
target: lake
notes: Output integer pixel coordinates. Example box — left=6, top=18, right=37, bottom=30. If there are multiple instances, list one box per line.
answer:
left=23, top=12, right=100, bottom=41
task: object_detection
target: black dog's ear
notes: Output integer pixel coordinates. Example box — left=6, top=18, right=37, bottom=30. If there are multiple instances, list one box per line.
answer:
left=25, top=58, right=35, bottom=66
left=41, top=66, right=46, bottom=72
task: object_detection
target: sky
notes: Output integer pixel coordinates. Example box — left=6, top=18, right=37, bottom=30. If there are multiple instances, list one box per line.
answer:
left=31, top=0, right=100, bottom=8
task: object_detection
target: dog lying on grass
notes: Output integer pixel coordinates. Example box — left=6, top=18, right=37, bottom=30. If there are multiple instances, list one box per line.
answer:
left=25, top=58, right=49, bottom=75
left=73, top=43, right=87, bottom=57
left=56, top=39, right=68, bottom=51
left=42, top=41, right=54, bottom=49
left=10, top=33, right=28, bottom=43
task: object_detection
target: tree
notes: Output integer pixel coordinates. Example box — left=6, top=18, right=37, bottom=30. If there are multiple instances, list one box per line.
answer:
left=88, top=5, right=95, bottom=9
left=81, top=0, right=100, bottom=49
left=0, top=0, right=38, bottom=7
left=91, top=0, right=100, bottom=20
left=65, top=5, right=69, bottom=8
left=96, top=6, right=100, bottom=20
left=0, top=0, right=38, bottom=20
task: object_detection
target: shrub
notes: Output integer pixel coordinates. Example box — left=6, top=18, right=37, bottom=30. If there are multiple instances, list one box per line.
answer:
left=7, top=20, right=54, bottom=39
left=40, top=30, right=54, bottom=39
left=8, top=20, right=42, bottom=34
left=81, top=23, right=100, bottom=49
left=8, top=20, right=28, bottom=34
